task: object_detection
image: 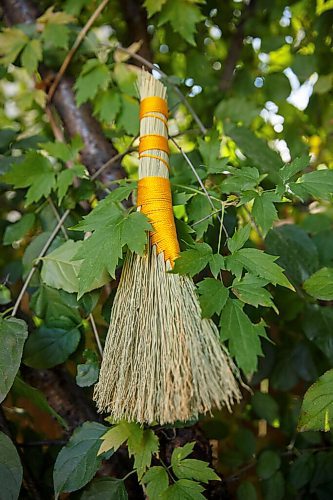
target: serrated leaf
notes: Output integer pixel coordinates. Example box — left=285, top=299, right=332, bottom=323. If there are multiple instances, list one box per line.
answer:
left=290, top=169, right=333, bottom=200
left=142, top=466, right=169, bottom=499
left=279, top=155, right=309, bottom=183
left=162, top=479, right=205, bottom=500
left=252, top=192, right=279, bottom=236
left=144, top=0, right=167, bottom=17
left=76, top=350, right=99, bottom=387
left=221, top=167, right=260, bottom=193
left=38, top=6, right=76, bottom=24
left=298, top=369, right=333, bottom=432
left=220, top=299, right=263, bottom=374
left=171, top=442, right=195, bottom=465
left=40, top=141, right=73, bottom=161
left=216, top=97, right=260, bottom=127
left=0, top=317, right=28, bottom=403
left=81, top=478, right=128, bottom=500
left=227, top=224, right=251, bottom=253
left=172, top=458, right=220, bottom=483
left=121, top=212, right=151, bottom=254
left=197, top=278, right=228, bottom=318
left=303, top=267, right=333, bottom=300
left=94, top=90, right=121, bottom=123
left=21, top=39, right=42, bottom=74
left=229, top=248, right=293, bottom=289
left=53, top=421, right=108, bottom=498
left=232, top=274, right=275, bottom=309
left=0, top=28, right=28, bottom=65
left=57, top=164, right=86, bottom=203
left=3, top=213, right=35, bottom=245
left=3, top=152, right=56, bottom=205
left=132, top=429, right=159, bottom=480
left=172, top=243, right=212, bottom=277
left=0, top=431, right=23, bottom=500
left=197, top=135, right=228, bottom=174
left=23, top=325, right=81, bottom=369
left=209, top=253, right=225, bottom=278
left=158, top=0, right=204, bottom=45
left=74, top=59, right=111, bottom=106
left=187, top=195, right=213, bottom=239
left=117, top=94, right=139, bottom=135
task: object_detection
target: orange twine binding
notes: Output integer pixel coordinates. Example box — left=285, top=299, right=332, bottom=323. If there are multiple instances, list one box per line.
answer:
left=137, top=177, right=180, bottom=264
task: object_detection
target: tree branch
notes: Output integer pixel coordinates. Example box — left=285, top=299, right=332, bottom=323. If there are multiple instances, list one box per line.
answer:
left=120, top=0, right=152, bottom=62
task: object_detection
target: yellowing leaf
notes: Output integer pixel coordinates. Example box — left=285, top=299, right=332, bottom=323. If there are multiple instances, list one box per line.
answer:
left=0, top=28, right=28, bottom=65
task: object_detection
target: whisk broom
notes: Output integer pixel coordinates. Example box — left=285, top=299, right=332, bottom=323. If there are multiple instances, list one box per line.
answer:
left=93, top=70, right=241, bottom=424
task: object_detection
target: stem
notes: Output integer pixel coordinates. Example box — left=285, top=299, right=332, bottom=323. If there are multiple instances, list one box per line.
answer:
left=48, top=0, right=111, bottom=101
left=11, top=210, right=70, bottom=317
left=122, top=469, right=137, bottom=481
left=89, top=313, right=103, bottom=357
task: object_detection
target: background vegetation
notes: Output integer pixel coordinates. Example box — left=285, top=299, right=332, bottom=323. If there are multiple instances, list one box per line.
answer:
left=0, top=0, right=333, bottom=498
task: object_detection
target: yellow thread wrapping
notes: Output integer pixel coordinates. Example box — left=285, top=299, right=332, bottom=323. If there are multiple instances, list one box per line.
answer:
left=137, top=177, right=180, bottom=263
left=140, top=96, right=168, bottom=119
left=139, top=134, right=170, bottom=155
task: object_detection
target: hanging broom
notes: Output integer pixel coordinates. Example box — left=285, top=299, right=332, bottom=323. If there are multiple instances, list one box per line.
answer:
left=93, top=70, right=241, bottom=424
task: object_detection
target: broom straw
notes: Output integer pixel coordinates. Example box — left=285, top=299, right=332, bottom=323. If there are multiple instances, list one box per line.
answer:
left=93, top=70, right=241, bottom=424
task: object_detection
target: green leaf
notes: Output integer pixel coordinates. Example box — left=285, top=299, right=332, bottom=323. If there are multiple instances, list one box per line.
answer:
left=227, top=126, right=282, bottom=182
left=197, top=278, right=228, bottom=318
left=290, top=169, right=333, bottom=200
left=227, top=224, right=251, bottom=253
left=187, top=195, right=213, bottom=239
left=298, top=369, right=333, bottom=432
left=252, top=392, right=279, bottom=425
left=172, top=243, right=212, bottom=277
left=21, top=39, right=42, bottom=74
left=252, top=192, right=279, bottom=236
left=3, top=152, right=56, bottom=205
left=81, top=478, right=128, bottom=500
left=289, top=453, right=315, bottom=489
left=3, top=213, right=35, bottom=245
left=31, top=285, right=81, bottom=326
left=121, top=212, right=151, bottom=254
left=0, top=431, right=23, bottom=500
left=11, top=376, right=67, bottom=428
left=197, top=136, right=228, bottom=174
left=42, top=23, right=70, bottom=49
left=228, top=248, right=293, bottom=290
left=216, top=97, right=260, bottom=127
left=262, top=471, right=285, bottom=500
left=257, top=450, right=281, bottom=480
left=171, top=442, right=195, bottom=464
left=74, top=59, right=111, bottom=106
left=265, top=225, right=319, bottom=285
left=94, top=90, right=121, bottom=123
left=99, top=422, right=158, bottom=479
left=57, top=164, right=86, bottom=203
left=53, top=421, right=108, bottom=498
left=279, top=155, right=309, bottom=183
left=40, top=141, right=73, bottom=161
left=161, top=479, right=205, bottom=500
left=142, top=466, right=169, bottom=499
left=0, top=28, right=28, bottom=65
left=221, top=167, right=259, bottom=193
left=76, top=349, right=99, bottom=387
left=303, top=267, right=333, bottom=300
left=232, top=274, right=275, bottom=309
left=208, top=253, right=225, bottom=278
left=158, top=0, right=204, bottom=45
left=23, top=325, right=80, bottom=369
left=0, top=285, right=11, bottom=305
left=117, top=94, right=139, bottom=135
left=220, top=299, right=262, bottom=374
left=237, top=481, right=257, bottom=500
left=172, top=458, right=220, bottom=483
left=144, top=0, right=167, bottom=17
left=0, top=317, right=28, bottom=403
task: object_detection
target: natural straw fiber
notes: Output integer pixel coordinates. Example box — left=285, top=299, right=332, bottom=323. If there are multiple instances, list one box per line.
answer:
left=93, top=70, right=241, bottom=424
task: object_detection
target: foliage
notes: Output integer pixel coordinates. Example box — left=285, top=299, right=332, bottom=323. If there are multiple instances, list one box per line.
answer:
left=0, top=0, right=333, bottom=498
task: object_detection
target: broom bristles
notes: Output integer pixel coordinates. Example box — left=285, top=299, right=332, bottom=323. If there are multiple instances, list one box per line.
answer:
left=93, top=70, right=241, bottom=424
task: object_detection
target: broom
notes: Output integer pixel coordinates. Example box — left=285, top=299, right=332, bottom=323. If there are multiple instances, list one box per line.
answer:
left=93, top=70, right=241, bottom=424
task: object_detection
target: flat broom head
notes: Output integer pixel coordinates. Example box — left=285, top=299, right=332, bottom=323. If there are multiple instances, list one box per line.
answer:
left=93, top=70, right=241, bottom=424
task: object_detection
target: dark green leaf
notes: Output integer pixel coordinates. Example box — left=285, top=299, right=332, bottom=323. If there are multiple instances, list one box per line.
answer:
left=257, top=450, right=281, bottom=480
left=0, top=431, right=23, bottom=500
left=172, top=244, right=212, bottom=277
left=208, top=253, right=225, bottom=278
left=81, top=478, right=128, bottom=500
left=232, top=274, right=275, bottom=309
left=237, top=481, right=257, bottom=500
left=252, top=192, right=279, bottom=236
left=262, top=471, right=285, bottom=500
left=53, top=421, right=108, bottom=498
left=43, top=23, right=70, bottom=49
left=290, top=169, right=333, bottom=200
left=252, top=392, right=279, bottom=424
left=117, top=95, right=139, bottom=135
left=197, top=278, right=228, bottom=318
left=142, top=466, right=169, bottom=499
left=172, top=458, right=220, bottom=483
left=74, top=59, right=111, bottom=105
left=0, top=317, right=28, bottom=403
left=227, top=224, right=251, bottom=253
left=121, top=212, right=151, bottom=254
left=23, top=325, right=80, bottom=369
left=158, top=0, right=204, bottom=45
left=94, top=90, right=121, bottom=123
left=289, top=453, right=315, bottom=489
left=302, top=305, right=333, bottom=363
left=221, top=167, right=259, bottom=193
left=220, top=299, right=263, bottom=374
left=76, top=349, right=99, bottom=387
left=3, top=213, right=35, bottom=245
left=279, top=156, right=309, bottom=183
left=216, top=97, right=259, bottom=127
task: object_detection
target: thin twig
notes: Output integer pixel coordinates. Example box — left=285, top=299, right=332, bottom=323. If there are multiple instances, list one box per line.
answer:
left=91, top=141, right=137, bottom=180
left=48, top=197, right=68, bottom=240
left=89, top=313, right=103, bottom=357
left=11, top=210, right=70, bottom=317
left=48, top=0, right=110, bottom=101
left=116, top=45, right=207, bottom=135
left=192, top=208, right=224, bottom=227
